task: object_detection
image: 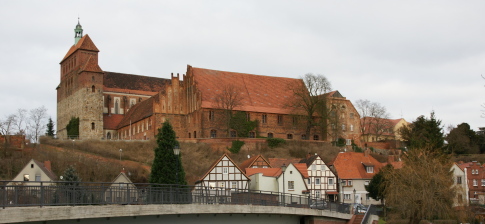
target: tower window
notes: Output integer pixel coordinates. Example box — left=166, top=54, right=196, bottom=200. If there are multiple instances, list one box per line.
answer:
left=91, top=122, right=95, bottom=130
left=91, top=85, right=95, bottom=93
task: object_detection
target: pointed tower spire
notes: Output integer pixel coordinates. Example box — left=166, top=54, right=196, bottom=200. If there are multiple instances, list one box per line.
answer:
left=74, top=18, right=83, bottom=45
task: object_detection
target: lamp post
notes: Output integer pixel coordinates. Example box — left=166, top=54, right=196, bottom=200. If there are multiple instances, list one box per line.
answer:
left=281, top=163, right=287, bottom=206
left=173, top=144, right=180, bottom=185
left=119, top=149, right=122, bottom=162
left=353, top=188, right=356, bottom=204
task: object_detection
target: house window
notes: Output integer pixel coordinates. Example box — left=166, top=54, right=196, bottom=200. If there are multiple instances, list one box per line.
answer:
left=35, top=175, right=41, bottom=181
left=366, top=166, right=374, bottom=173
left=346, top=139, right=351, bottom=145
left=277, top=115, right=283, bottom=125
left=365, top=180, right=370, bottom=185
left=329, top=178, right=334, bottom=185
left=321, top=165, right=326, bottom=171
left=350, top=125, right=354, bottom=131
left=230, top=130, right=237, bottom=138
left=348, top=180, right=353, bottom=186
left=23, top=174, right=29, bottom=181
left=223, top=167, right=228, bottom=174
left=209, top=182, right=216, bottom=189
left=366, top=194, right=370, bottom=200
left=287, top=134, right=293, bottom=139
left=316, top=191, right=321, bottom=198
left=231, top=181, right=237, bottom=189
left=308, top=179, right=311, bottom=185
left=249, top=131, right=256, bottom=138
left=315, top=178, right=321, bottom=185
left=31, top=164, right=34, bottom=168
left=268, top=133, right=273, bottom=138
left=312, top=165, right=316, bottom=171
left=288, top=181, right=295, bottom=190
left=210, top=130, right=217, bottom=138
left=457, top=176, right=462, bottom=184
left=342, top=124, right=346, bottom=131
left=481, top=179, right=485, bottom=186
left=262, top=114, right=267, bottom=123
left=344, top=194, right=351, bottom=200
left=301, top=134, right=307, bottom=140
left=219, top=182, right=225, bottom=188
left=473, top=179, right=478, bottom=186
left=313, top=135, right=319, bottom=140
left=209, top=110, right=215, bottom=121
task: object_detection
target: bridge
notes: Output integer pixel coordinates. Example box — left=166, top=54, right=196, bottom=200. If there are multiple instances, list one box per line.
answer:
left=0, top=181, right=370, bottom=224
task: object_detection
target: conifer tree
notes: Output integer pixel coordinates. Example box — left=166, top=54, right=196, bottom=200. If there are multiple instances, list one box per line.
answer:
left=149, top=120, right=186, bottom=185
left=45, top=117, right=55, bottom=137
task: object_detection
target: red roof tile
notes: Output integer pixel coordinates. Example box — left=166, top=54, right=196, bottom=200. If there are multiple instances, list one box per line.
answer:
left=190, top=66, right=304, bottom=114
left=104, top=72, right=170, bottom=93
left=239, top=155, right=272, bottom=172
left=293, top=163, right=309, bottom=179
left=61, top=34, right=99, bottom=62
left=103, top=114, right=125, bottom=130
left=117, top=97, right=154, bottom=129
left=330, top=152, right=385, bottom=179
left=246, top=168, right=281, bottom=177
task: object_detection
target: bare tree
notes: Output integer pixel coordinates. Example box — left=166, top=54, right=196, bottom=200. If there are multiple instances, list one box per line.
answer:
left=384, top=149, right=456, bottom=223
left=0, top=114, right=17, bottom=157
left=14, top=108, right=27, bottom=135
left=212, top=84, right=244, bottom=136
left=355, top=99, right=391, bottom=142
left=288, top=73, right=332, bottom=138
left=27, top=106, right=48, bottom=145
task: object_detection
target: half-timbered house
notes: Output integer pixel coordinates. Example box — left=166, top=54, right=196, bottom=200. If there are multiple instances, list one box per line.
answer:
left=195, top=154, right=250, bottom=190
left=299, top=153, right=338, bottom=201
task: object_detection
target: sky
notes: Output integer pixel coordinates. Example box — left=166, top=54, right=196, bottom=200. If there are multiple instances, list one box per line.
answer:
left=1, top=1, right=484, bottom=133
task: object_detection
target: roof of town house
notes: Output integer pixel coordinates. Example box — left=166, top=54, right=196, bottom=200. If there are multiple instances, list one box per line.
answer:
left=299, top=154, right=320, bottom=167
left=293, top=163, right=310, bottom=179
left=239, top=155, right=272, bottom=172
left=189, top=66, right=304, bottom=114
left=246, top=168, right=282, bottom=177
left=103, top=114, right=125, bottom=130
left=103, top=72, right=170, bottom=94
left=329, top=152, right=385, bottom=180
left=268, top=158, right=301, bottom=169
left=61, top=34, right=99, bottom=62
left=197, top=153, right=250, bottom=183
left=117, top=97, right=154, bottom=129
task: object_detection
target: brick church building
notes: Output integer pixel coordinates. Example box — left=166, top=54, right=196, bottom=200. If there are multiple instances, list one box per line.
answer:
left=57, top=22, right=361, bottom=145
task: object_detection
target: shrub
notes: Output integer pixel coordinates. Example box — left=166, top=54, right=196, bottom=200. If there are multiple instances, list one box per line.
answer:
left=229, top=140, right=245, bottom=154
left=267, top=138, right=286, bottom=149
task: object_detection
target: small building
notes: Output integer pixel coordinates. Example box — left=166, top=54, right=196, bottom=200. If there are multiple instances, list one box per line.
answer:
left=299, top=153, right=338, bottom=201
left=105, top=170, right=138, bottom=203
left=10, top=159, right=57, bottom=186
left=451, top=163, right=469, bottom=207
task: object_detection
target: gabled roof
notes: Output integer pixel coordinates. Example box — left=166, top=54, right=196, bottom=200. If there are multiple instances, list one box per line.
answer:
left=329, top=152, right=385, bottom=179
left=111, top=171, right=133, bottom=184
left=61, top=34, right=99, bottom=62
left=104, top=72, right=170, bottom=93
left=190, top=66, right=303, bottom=114
left=293, top=163, right=310, bottom=179
left=239, top=155, right=272, bottom=172
left=32, top=160, right=57, bottom=181
left=299, top=154, right=320, bottom=167
left=197, top=153, right=250, bottom=182
left=117, top=97, right=154, bottom=129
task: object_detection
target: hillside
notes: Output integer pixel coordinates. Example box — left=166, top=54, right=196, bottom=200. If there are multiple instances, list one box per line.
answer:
left=1, top=137, right=343, bottom=184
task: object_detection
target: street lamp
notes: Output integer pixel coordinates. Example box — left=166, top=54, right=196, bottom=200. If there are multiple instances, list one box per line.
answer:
left=281, top=163, right=287, bottom=206
left=119, top=149, right=122, bottom=161
left=353, top=188, right=356, bottom=204
left=173, top=144, right=180, bottom=185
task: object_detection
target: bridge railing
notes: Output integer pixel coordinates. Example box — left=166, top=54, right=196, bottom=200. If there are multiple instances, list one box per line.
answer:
left=0, top=181, right=350, bottom=214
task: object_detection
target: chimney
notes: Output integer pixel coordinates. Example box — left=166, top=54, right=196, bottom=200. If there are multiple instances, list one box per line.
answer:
left=44, top=161, right=52, bottom=172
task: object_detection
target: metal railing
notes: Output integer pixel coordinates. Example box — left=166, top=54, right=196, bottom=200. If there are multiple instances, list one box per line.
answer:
left=0, top=181, right=351, bottom=214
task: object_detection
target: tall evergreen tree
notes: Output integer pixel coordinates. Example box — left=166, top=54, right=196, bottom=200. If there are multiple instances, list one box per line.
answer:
left=45, top=117, right=55, bottom=137
left=149, top=120, right=186, bottom=185
left=399, top=111, right=445, bottom=152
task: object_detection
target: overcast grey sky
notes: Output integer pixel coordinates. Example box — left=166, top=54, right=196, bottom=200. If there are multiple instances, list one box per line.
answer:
left=1, top=1, right=484, bottom=132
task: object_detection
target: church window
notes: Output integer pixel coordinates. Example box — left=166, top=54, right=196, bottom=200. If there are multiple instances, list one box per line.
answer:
left=115, top=100, right=119, bottom=114
left=91, top=122, right=95, bottom=130
left=287, top=134, right=293, bottom=139
left=301, top=134, right=307, bottom=140
left=262, top=114, right=267, bottom=123
left=92, top=76, right=95, bottom=81
left=210, top=130, right=217, bottom=138
left=267, top=133, right=273, bottom=138
left=313, top=135, right=319, bottom=140
left=277, top=115, right=283, bottom=125
left=188, top=133, right=191, bottom=138
left=249, top=131, right=256, bottom=138
left=107, top=132, right=111, bottom=140
left=194, top=131, right=197, bottom=138
left=91, top=85, right=95, bottom=93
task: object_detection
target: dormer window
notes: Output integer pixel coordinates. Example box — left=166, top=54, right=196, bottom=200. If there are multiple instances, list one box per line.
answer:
left=366, top=166, right=374, bottom=173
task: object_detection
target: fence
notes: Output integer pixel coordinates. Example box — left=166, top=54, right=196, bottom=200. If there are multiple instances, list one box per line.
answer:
left=0, top=181, right=352, bottom=214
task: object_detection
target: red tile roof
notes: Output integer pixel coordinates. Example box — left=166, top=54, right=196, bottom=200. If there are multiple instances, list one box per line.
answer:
left=293, top=163, right=310, bottom=179
left=239, top=155, right=272, bottom=172
left=246, top=168, right=282, bottom=177
left=329, top=152, right=385, bottom=179
left=190, top=66, right=304, bottom=114
left=117, top=97, right=154, bottom=129
left=104, top=72, right=170, bottom=94
left=103, top=114, right=125, bottom=130
left=61, top=34, right=99, bottom=62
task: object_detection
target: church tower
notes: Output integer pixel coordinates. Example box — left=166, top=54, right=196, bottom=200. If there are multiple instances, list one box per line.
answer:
left=57, top=21, right=104, bottom=140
